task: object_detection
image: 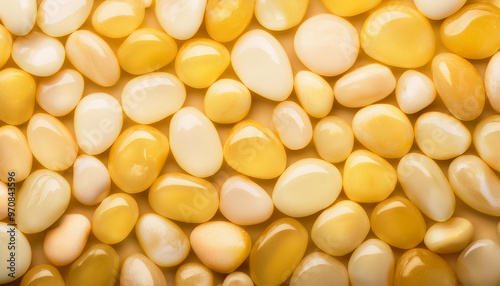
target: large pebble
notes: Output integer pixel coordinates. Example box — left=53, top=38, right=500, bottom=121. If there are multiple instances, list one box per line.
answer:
left=272, top=101, right=312, bottom=150
left=474, top=115, right=500, bottom=172
left=291, top=252, right=348, bottom=286
left=20, top=264, right=64, bottom=286
left=0, top=68, right=36, bottom=125
left=348, top=239, right=394, bottom=286
left=0, top=24, right=11, bottom=68
left=294, top=71, right=334, bottom=118
left=396, top=70, right=436, bottom=114
left=0, top=223, right=31, bottom=284
left=255, top=0, right=308, bottom=31
left=92, top=0, right=145, bottom=38
left=0, top=125, right=32, bottom=183
left=313, top=116, right=353, bottom=163
left=457, top=239, right=500, bottom=286
left=485, top=51, right=500, bottom=112
left=37, top=0, right=94, bottom=37
left=67, top=244, right=119, bottom=286
left=205, top=0, right=254, bottom=42
left=155, top=0, right=206, bottom=40
left=0, top=0, right=36, bottom=36
left=120, top=253, right=167, bottom=286
left=203, top=79, right=251, bottom=124
left=73, top=155, right=110, bottom=205
left=414, top=0, right=466, bottom=19
left=424, top=217, right=474, bottom=254
left=222, top=272, right=253, bottom=286
left=175, top=263, right=213, bottom=286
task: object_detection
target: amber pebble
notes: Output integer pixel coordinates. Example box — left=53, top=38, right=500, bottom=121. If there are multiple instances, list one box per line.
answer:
left=20, top=264, right=64, bottom=286
left=67, top=244, right=119, bottom=286
left=222, top=272, right=253, bottom=286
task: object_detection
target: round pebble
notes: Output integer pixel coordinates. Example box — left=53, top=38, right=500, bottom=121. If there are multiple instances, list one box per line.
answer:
left=0, top=68, right=36, bottom=125
left=313, top=116, right=354, bottom=163
left=155, top=0, right=206, bottom=40
left=67, top=244, right=119, bottom=286
left=348, top=239, right=394, bottom=286
left=0, top=24, right=12, bottom=68
left=37, top=0, right=94, bottom=37
left=204, top=79, right=252, bottom=124
left=175, top=263, right=213, bottom=286
left=294, top=70, right=334, bottom=118
left=272, top=101, right=313, bottom=150
left=20, top=264, right=65, bottom=286
left=396, top=70, right=436, bottom=114
left=73, top=155, right=111, bottom=205
left=222, top=272, right=254, bottom=286
left=474, top=115, right=500, bottom=172
left=485, top=51, right=500, bottom=113
left=205, top=0, right=254, bottom=42
left=424, top=217, right=474, bottom=254
left=321, top=0, right=382, bottom=16
left=291, top=252, right=348, bottom=286
left=0, top=0, right=36, bottom=36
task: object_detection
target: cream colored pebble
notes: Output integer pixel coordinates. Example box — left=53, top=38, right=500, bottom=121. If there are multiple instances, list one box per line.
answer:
left=120, top=253, right=167, bottom=286
left=457, top=239, right=500, bottom=286
left=272, top=101, right=313, bottom=150
left=0, top=125, right=32, bottom=183
left=37, top=0, right=94, bottom=37
left=73, top=155, right=111, bottom=205
left=291, top=252, right=349, bottom=286
left=175, top=263, right=214, bottom=286
left=155, top=0, right=206, bottom=40
left=348, top=239, right=394, bottom=286
left=222, top=272, right=254, bottom=286
left=396, top=70, right=436, bottom=114
left=0, top=0, right=36, bottom=36
left=0, top=181, right=7, bottom=220
left=424, top=217, right=474, bottom=254
left=473, top=115, right=500, bottom=172
left=294, top=70, right=334, bottom=118
left=0, top=223, right=31, bottom=284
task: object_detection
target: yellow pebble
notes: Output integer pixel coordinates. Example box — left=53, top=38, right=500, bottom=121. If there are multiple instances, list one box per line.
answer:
left=348, top=239, right=395, bottom=286
left=0, top=24, right=11, bottom=68
left=291, top=252, right=349, bottom=286
left=20, top=264, right=65, bottom=286
left=117, top=28, right=177, bottom=75
left=424, top=217, right=474, bottom=254
left=92, top=0, right=145, bottom=38
left=175, top=38, right=230, bottom=88
left=204, top=79, right=251, bottom=124
left=0, top=68, right=36, bottom=125
left=321, top=0, right=382, bottom=16
left=222, top=272, right=254, bottom=286
left=0, top=125, right=32, bottom=183
left=473, top=115, right=500, bottom=172
left=175, top=263, right=214, bottom=286
left=120, top=253, right=167, bottom=286
left=67, top=244, right=119, bottom=286
left=313, top=116, right=353, bottom=163
left=205, top=0, right=254, bottom=42
left=0, top=182, right=6, bottom=220
left=255, top=0, right=308, bottom=31
left=294, top=70, right=334, bottom=118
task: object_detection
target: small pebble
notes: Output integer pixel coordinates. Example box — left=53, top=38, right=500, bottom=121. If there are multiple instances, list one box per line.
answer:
left=485, top=51, right=500, bottom=112
left=424, top=217, right=474, bottom=254
left=473, top=115, right=500, bottom=172
left=0, top=24, right=12, bottom=68
left=321, top=0, right=382, bottom=16
left=291, top=252, right=348, bottom=286
left=155, top=0, right=206, bottom=40
left=0, top=68, right=36, bottom=125
left=255, top=0, right=308, bottom=31
left=120, top=253, right=168, bottom=286
left=204, top=79, right=251, bottom=124
left=396, top=70, right=436, bottom=114
left=0, top=0, right=36, bottom=36
left=205, top=0, right=254, bottom=42
left=92, top=0, right=145, bottom=38
left=0, top=223, right=31, bottom=284
left=348, top=239, right=394, bottom=286
left=272, top=101, right=312, bottom=150
left=222, top=272, right=254, bottom=286
left=0, top=182, right=6, bottom=220
left=72, top=155, right=111, bottom=205
left=414, top=0, right=466, bottom=20
left=294, top=70, right=334, bottom=118
left=175, top=263, right=214, bottom=286
left=313, top=116, right=354, bottom=163
left=0, top=125, right=32, bottom=183
left=20, top=264, right=65, bottom=286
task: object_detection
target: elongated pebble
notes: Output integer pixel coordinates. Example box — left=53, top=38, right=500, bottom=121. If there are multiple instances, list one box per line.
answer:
left=0, top=125, right=32, bottom=183
left=272, top=101, right=312, bottom=150
left=424, top=217, right=474, bottom=254
left=291, top=252, right=348, bottom=286
left=37, top=0, right=94, bottom=37
left=0, top=223, right=31, bottom=284
left=348, top=239, right=394, bottom=286
left=474, top=115, right=500, bottom=172
left=73, top=155, right=110, bottom=205
left=67, top=244, right=119, bottom=286
left=294, top=71, right=334, bottom=118
left=0, top=0, right=36, bottom=36
left=0, top=182, right=6, bottom=220
left=155, top=0, right=206, bottom=40
left=0, top=68, right=36, bottom=125
left=120, top=253, right=167, bottom=286
left=321, top=0, right=382, bottom=16
left=457, top=239, right=500, bottom=286
left=20, top=264, right=64, bottom=286
left=485, top=51, right=500, bottom=112
left=175, top=263, right=213, bottom=286
left=396, top=70, right=436, bottom=114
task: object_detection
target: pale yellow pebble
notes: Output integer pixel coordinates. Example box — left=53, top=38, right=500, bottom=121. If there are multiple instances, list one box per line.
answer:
left=424, top=217, right=474, bottom=254
left=0, top=24, right=12, bottom=68
left=0, top=223, right=32, bottom=284
left=136, top=213, right=190, bottom=267
left=36, top=69, right=84, bottom=117
left=321, top=0, right=382, bottom=16
left=396, top=70, right=436, bottom=114
left=348, top=239, right=394, bottom=286
left=175, top=263, right=214, bottom=286
left=485, top=51, right=500, bottom=113
left=291, top=252, right=348, bottom=286
left=43, top=214, right=91, bottom=266
left=205, top=0, right=254, bottom=42
left=20, top=264, right=65, bottom=286
left=294, top=71, right=334, bottom=118
left=273, top=158, right=342, bottom=217
left=414, top=0, right=466, bottom=20
left=67, top=244, right=119, bottom=286
left=142, top=0, right=153, bottom=7
left=92, top=0, right=145, bottom=38
left=232, top=29, right=293, bottom=101
left=0, top=68, right=36, bottom=125
left=312, top=200, right=370, bottom=256
left=27, top=113, right=78, bottom=171
left=222, top=272, right=253, bottom=286
left=294, top=14, right=359, bottom=76
left=65, top=30, right=121, bottom=87
left=37, top=0, right=94, bottom=37
left=474, top=115, right=500, bottom=172
left=155, top=0, right=206, bottom=40
left=0, top=0, right=36, bottom=36
left=0, top=125, right=32, bottom=183
left=204, top=79, right=251, bottom=124
left=457, top=239, right=500, bottom=286
left=352, top=104, right=414, bottom=158
left=334, top=63, right=395, bottom=108
left=73, top=155, right=110, bottom=205
left=120, top=253, right=167, bottom=286
left=448, top=155, right=500, bottom=216
left=17, top=169, right=70, bottom=234
left=313, top=116, right=354, bottom=163
left=255, top=0, right=308, bottom=31
left=272, top=101, right=312, bottom=150
left=0, top=182, right=6, bottom=220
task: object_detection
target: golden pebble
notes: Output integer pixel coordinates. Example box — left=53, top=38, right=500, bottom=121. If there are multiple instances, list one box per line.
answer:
left=20, top=264, right=65, bottom=286
left=321, top=0, right=382, bottom=16
left=424, top=217, right=474, bottom=254
left=67, top=244, right=119, bottom=286
left=92, top=0, right=145, bottom=38
left=204, top=79, right=251, bottom=124
left=175, top=263, right=214, bottom=286
left=205, top=0, right=254, bottom=42
left=0, top=68, right=36, bottom=125
left=313, top=116, right=354, bottom=163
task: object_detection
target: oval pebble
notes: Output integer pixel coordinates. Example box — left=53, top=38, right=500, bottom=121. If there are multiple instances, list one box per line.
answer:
left=485, top=51, right=500, bottom=113
left=0, top=182, right=6, bottom=220
left=0, top=68, right=36, bottom=125
left=255, top=0, right=308, bottom=31
left=291, top=252, right=348, bottom=286
left=0, top=125, right=32, bottom=183
left=457, top=239, right=500, bottom=286
left=0, top=24, right=11, bottom=68
left=396, top=70, right=436, bottom=114
left=175, top=263, right=213, bottom=286
left=205, top=0, right=254, bottom=42
left=414, top=0, right=466, bottom=20
left=348, top=239, right=394, bottom=286
left=424, top=217, right=474, bottom=254
left=294, top=70, right=334, bottom=118
left=37, top=0, right=94, bottom=37
left=155, top=0, right=206, bottom=40
left=204, top=79, right=251, bottom=124
left=0, top=223, right=31, bottom=284
left=92, top=0, right=145, bottom=38
left=222, top=272, right=253, bottom=286
left=313, top=116, right=353, bottom=163
left=73, top=155, right=110, bottom=205
left=272, top=101, right=312, bottom=150
left=0, top=0, right=36, bottom=36
left=120, top=253, right=167, bottom=286
left=474, top=115, right=500, bottom=172
left=20, top=264, right=64, bottom=286
left=67, top=244, right=119, bottom=286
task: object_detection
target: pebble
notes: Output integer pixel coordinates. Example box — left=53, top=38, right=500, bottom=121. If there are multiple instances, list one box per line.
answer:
left=0, top=223, right=31, bottom=284
left=294, top=14, right=359, bottom=76
left=273, top=158, right=342, bottom=217
left=92, top=0, right=145, bottom=38
left=0, top=182, right=6, bottom=220
left=65, top=30, right=121, bottom=87
left=170, top=107, right=223, bottom=177
left=352, top=104, right=414, bottom=158
left=220, top=175, right=273, bottom=225
left=272, top=101, right=313, bottom=150
left=20, top=264, right=65, bottom=286
left=67, top=244, right=119, bottom=286
left=16, top=169, right=71, bottom=234
left=108, top=125, right=169, bottom=193
left=74, top=92, right=123, bottom=155
left=249, top=218, right=308, bottom=286
left=457, top=239, right=500, bottom=286
left=175, top=263, right=213, bottom=286
left=155, top=0, right=206, bottom=40
left=432, top=53, right=485, bottom=121
left=224, top=120, right=287, bottom=179
left=255, top=0, right=308, bottom=31
left=37, top=0, right=94, bottom=37
left=136, top=213, right=190, bottom=267
left=205, top=0, right=254, bottom=42
left=0, top=68, right=36, bottom=125
left=448, top=155, right=500, bottom=216
left=43, top=214, right=91, bottom=266
left=334, top=63, right=396, bottom=108
left=313, top=116, right=354, bottom=163
left=122, top=72, right=185, bottom=124
left=485, top=51, right=500, bottom=112
left=414, top=0, right=466, bottom=20
left=0, top=125, right=32, bottom=183
left=311, top=200, right=370, bottom=256
left=361, top=5, right=435, bottom=68
left=321, top=0, right=383, bottom=16
left=343, top=150, right=396, bottom=203
left=72, top=155, right=110, bottom=205
left=222, top=272, right=253, bottom=286
left=424, top=217, right=474, bottom=254
left=36, top=69, right=84, bottom=117
left=120, top=253, right=167, bottom=286
left=474, top=115, right=500, bottom=172
left=291, top=252, right=348, bottom=286
left=294, top=70, right=334, bottom=118
left=0, top=24, right=11, bottom=68
left=232, top=29, right=293, bottom=101
left=348, top=239, right=394, bottom=286
left=0, top=0, right=36, bottom=36
left=396, top=70, right=436, bottom=114
left=149, top=173, right=219, bottom=223
left=204, top=79, right=251, bottom=124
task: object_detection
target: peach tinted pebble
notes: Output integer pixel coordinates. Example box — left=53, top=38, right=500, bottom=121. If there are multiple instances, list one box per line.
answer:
left=0, top=125, right=32, bottom=183
left=272, top=101, right=313, bottom=150
left=72, top=155, right=111, bottom=205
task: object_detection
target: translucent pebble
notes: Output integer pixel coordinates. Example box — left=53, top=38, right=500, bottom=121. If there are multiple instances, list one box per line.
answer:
left=92, top=0, right=145, bottom=38
left=0, top=68, right=36, bottom=125
left=474, top=115, right=500, bottom=172
left=291, top=252, right=348, bottom=286
left=205, top=0, right=254, bottom=42
left=485, top=51, right=500, bottom=113
left=72, top=155, right=110, bottom=205
left=273, top=158, right=342, bottom=217
left=272, top=101, right=312, bottom=150
left=294, top=14, right=359, bottom=76
left=175, top=263, right=213, bottom=286
left=313, top=116, right=354, bottom=163
left=414, top=0, right=466, bottom=20
left=0, top=0, right=36, bottom=36
left=255, top=0, right=308, bottom=31
left=424, top=217, right=474, bottom=254
left=20, top=264, right=64, bottom=286
left=0, top=125, right=32, bottom=183
left=334, top=63, right=395, bottom=108
left=0, top=24, right=12, bottom=68
left=117, top=28, right=177, bottom=75
left=67, top=244, right=119, bottom=286
left=396, top=70, right=436, bottom=114
left=222, top=272, right=253, bottom=286
left=321, top=0, right=382, bottom=16
left=294, top=71, right=334, bottom=118
left=120, top=253, right=167, bottom=286
left=311, top=200, right=370, bottom=256
left=37, top=0, right=94, bottom=37
left=43, top=214, right=91, bottom=266
left=204, top=79, right=251, bottom=124
left=0, top=223, right=31, bottom=284
left=232, top=29, right=293, bottom=101
left=155, top=0, right=206, bottom=40
left=0, top=182, right=6, bottom=220
left=457, top=239, right=500, bottom=286
left=348, top=239, right=394, bottom=286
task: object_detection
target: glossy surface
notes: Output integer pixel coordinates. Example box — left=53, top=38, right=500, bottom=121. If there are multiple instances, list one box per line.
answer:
left=204, top=79, right=251, bottom=124
left=291, top=252, right=349, bottom=286
left=321, top=0, right=382, bottom=16
left=67, top=244, right=119, bottom=286
left=72, top=155, right=111, bottom=205
left=313, top=116, right=353, bottom=163
left=485, top=51, right=500, bottom=112
left=414, top=0, right=466, bottom=20
left=396, top=70, right=436, bottom=114
left=0, top=0, right=36, bottom=36
left=37, top=0, right=94, bottom=37
left=272, top=101, right=313, bottom=150
left=0, top=182, right=7, bottom=220
left=120, top=253, right=168, bottom=286
left=205, top=0, right=254, bottom=42
left=0, top=24, right=11, bottom=68
left=474, top=115, right=500, bottom=172
left=255, top=0, right=308, bottom=31
left=0, top=125, right=32, bottom=183
left=294, top=70, right=334, bottom=118
left=424, top=217, right=474, bottom=253
left=221, top=272, right=253, bottom=286
left=175, top=263, right=214, bottom=286
left=0, top=223, right=31, bottom=284
left=155, top=0, right=206, bottom=40
left=348, top=239, right=394, bottom=286
left=20, top=264, right=65, bottom=286
left=457, top=239, right=500, bottom=286
left=0, top=68, right=36, bottom=125
left=92, top=0, right=145, bottom=38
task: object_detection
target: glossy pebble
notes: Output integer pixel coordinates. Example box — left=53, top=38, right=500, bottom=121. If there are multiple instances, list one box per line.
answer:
left=0, top=0, right=36, bottom=36
left=120, top=253, right=167, bottom=286
left=222, top=272, right=253, bottom=286
left=0, top=125, right=32, bottom=183
left=204, top=79, right=251, bottom=124
left=291, top=252, right=348, bottom=286
left=457, top=239, right=500, bottom=286
left=396, top=70, right=436, bottom=114
left=92, top=0, right=145, bottom=38
left=0, top=223, right=31, bottom=284
left=321, top=0, right=382, bottom=16
left=424, top=217, right=474, bottom=253
left=474, top=115, right=500, bottom=172
left=73, top=155, right=110, bottom=205
left=155, top=0, right=206, bottom=40
left=67, top=244, right=119, bottom=286
left=294, top=71, right=334, bottom=118
left=20, top=264, right=64, bottom=286
left=485, top=51, right=500, bottom=112
left=205, top=0, right=254, bottom=42
left=175, top=263, right=213, bottom=286
left=0, top=24, right=12, bottom=68
left=0, top=182, right=6, bottom=220
left=37, top=0, right=94, bottom=37
left=0, top=68, right=36, bottom=125
left=255, top=0, right=308, bottom=31
left=313, top=116, right=353, bottom=163
left=348, top=239, right=394, bottom=286
left=414, top=0, right=466, bottom=19
left=272, top=101, right=312, bottom=150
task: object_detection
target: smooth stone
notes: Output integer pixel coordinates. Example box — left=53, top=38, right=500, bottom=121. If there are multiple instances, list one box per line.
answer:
left=321, top=0, right=383, bottom=16
left=20, top=264, right=64, bottom=286
left=361, top=5, right=435, bottom=68
left=37, top=0, right=93, bottom=37
left=485, top=51, right=500, bottom=112
left=27, top=113, right=78, bottom=171
left=16, top=169, right=70, bottom=234
left=343, top=150, right=396, bottom=203
left=65, top=30, right=120, bottom=87
left=352, top=104, right=414, bottom=158
left=312, top=200, right=370, bottom=256
left=224, top=120, right=287, bottom=179
left=398, top=153, right=456, bottom=221
left=291, top=252, right=348, bottom=286
left=149, top=173, right=219, bottom=223
left=498, top=221, right=500, bottom=238
left=43, top=214, right=91, bottom=266
left=190, top=221, right=251, bottom=273
left=294, top=70, right=334, bottom=118
left=175, top=263, right=213, bottom=286
left=474, top=115, right=500, bottom=172
left=170, top=107, right=223, bottom=177
left=313, top=116, right=354, bottom=163
left=73, top=155, right=110, bottom=205
left=155, top=0, right=206, bottom=40
left=74, top=92, right=123, bottom=155
left=136, top=213, right=190, bottom=267
left=255, top=0, right=308, bottom=31
left=67, top=244, right=119, bottom=286
left=220, top=175, right=273, bottom=225
left=249, top=218, right=308, bottom=286
left=448, top=155, right=500, bottom=216
left=457, top=239, right=500, bottom=286
left=394, top=248, right=455, bottom=286
left=348, top=239, right=394, bottom=286
left=0, top=223, right=31, bottom=284
left=120, top=253, right=167, bottom=286
left=0, top=68, right=36, bottom=125
left=92, top=193, right=139, bottom=244
left=122, top=72, right=185, bottom=124
left=205, top=0, right=254, bottom=42
left=108, top=125, right=169, bottom=193
left=118, top=28, right=177, bottom=75
left=36, top=69, right=84, bottom=117
left=424, top=217, right=474, bottom=254
left=432, top=53, right=485, bottom=121
left=0, top=24, right=12, bottom=68
left=334, top=63, right=395, bottom=108
left=232, top=29, right=293, bottom=101
left=272, top=101, right=312, bottom=150
left=92, top=0, right=145, bottom=38
left=414, top=0, right=466, bottom=19
left=294, top=13, right=358, bottom=76
left=204, top=79, right=251, bottom=124
left=0, top=0, right=36, bottom=36
left=273, top=158, right=342, bottom=217
left=396, top=70, right=436, bottom=114
left=0, top=182, right=6, bottom=220
left=0, top=125, right=32, bottom=183
left=222, top=272, right=253, bottom=286
left=371, top=196, right=426, bottom=249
